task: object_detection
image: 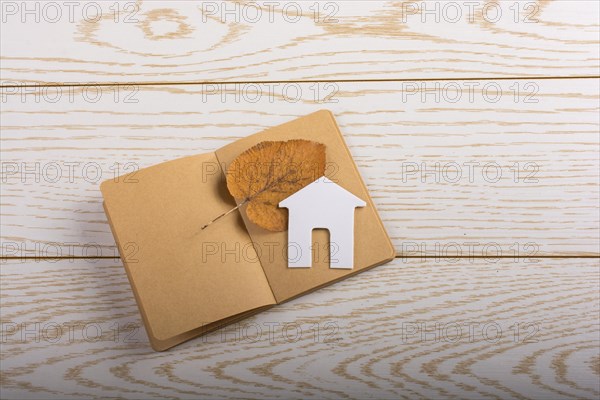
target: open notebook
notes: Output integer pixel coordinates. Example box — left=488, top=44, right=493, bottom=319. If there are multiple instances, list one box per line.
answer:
left=101, top=110, right=395, bottom=351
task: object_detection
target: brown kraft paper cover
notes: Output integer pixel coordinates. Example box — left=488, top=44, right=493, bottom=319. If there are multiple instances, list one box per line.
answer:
left=215, top=110, right=395, bottom=303
left=101, top=153, right=276, bottom=351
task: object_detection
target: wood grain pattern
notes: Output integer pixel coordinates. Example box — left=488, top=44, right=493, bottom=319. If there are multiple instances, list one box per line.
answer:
left=1, top=258, right=598, bottom=399
left=1, top=1, right=599, bottom=85
left=1, top=1, right=599, bottom=398
left=2, top=79, right=599, bottom=257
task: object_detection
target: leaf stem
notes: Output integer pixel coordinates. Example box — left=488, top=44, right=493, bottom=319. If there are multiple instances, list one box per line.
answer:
left=200, top=198, right=249, bottom=231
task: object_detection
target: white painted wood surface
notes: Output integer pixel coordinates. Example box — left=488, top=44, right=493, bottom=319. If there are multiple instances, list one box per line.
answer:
left=1, top=1, right=599, bottom=398
left=1, top=1, right=599, bottom=85
left=1, top=258, right=599, bottom=399
left=2, top=79, right=599, bottom=257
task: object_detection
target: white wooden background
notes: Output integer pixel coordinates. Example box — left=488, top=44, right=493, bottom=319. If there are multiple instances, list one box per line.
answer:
left=1, top=1, right=599, bottom=399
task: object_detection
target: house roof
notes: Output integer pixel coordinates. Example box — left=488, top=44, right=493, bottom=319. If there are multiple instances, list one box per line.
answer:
left=279, top=176, right=366, bottom=209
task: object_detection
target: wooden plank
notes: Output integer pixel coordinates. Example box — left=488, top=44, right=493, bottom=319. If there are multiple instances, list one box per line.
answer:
left=2, top=79, right=599, bottom=257
left=1, top=257, right=598, bottom=399
left=1, top=1, right=598, bottom=85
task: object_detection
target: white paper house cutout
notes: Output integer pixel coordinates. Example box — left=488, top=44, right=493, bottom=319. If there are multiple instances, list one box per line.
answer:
left=279, top=177, right=366, bottom=269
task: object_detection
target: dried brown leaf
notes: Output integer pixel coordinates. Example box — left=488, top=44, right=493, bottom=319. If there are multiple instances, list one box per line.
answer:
left=226, top=140, right=326, bottom=231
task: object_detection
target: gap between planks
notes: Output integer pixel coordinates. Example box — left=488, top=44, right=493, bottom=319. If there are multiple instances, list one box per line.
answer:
left=2, top=255, right=599, bottom=261
left=2, top=75, right=599, bottom=89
